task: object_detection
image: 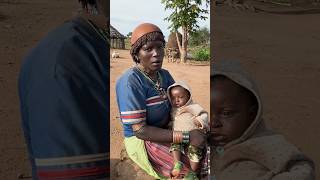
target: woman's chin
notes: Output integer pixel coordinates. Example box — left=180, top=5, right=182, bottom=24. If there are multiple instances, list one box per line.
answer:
left=152, top=64, right=162, bottom=70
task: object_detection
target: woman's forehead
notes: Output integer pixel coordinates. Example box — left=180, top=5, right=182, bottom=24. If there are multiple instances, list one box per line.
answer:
left=143, top=40, right=164, bottom=47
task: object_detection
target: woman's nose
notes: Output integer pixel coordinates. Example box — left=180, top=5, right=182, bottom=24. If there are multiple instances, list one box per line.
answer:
left=152, top=48, right=163, bottom=56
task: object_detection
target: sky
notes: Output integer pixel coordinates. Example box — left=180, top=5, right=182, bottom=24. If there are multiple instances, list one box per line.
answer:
left=110, top=0, right=210, bottom=40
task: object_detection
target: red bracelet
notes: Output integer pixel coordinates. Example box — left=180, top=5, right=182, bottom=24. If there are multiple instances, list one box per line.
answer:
left=173, top=131, right=183, bottom=143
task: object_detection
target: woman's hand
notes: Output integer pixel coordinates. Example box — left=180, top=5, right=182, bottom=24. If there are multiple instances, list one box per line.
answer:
left=189, top=129, right=207, bottom=149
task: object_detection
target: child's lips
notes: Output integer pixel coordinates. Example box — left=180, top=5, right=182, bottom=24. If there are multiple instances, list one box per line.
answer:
left=212, top=135, right=225, bottom=141
left=209, top=133, right=227, bottom=144
left=209, top=136, right=227, bottom=146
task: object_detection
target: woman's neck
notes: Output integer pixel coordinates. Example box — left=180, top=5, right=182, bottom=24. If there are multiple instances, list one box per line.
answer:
left=137, top=65, right=158, bottom=80
left=81, top=14, right=108, bottom=31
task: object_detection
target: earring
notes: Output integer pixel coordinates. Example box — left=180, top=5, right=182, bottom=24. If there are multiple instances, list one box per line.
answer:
left=135, top=56, right=140, bottom=63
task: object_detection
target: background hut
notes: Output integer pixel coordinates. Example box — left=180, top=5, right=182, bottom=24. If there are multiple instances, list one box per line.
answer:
left=110, top=25, right=125, bottom=49
left=167, top=32, right=182, bottom=51
left=166, top=32, right=182, bottom=59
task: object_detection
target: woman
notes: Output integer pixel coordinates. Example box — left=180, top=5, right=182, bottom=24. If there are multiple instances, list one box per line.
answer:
left=116, top=23, right=207, bottom=179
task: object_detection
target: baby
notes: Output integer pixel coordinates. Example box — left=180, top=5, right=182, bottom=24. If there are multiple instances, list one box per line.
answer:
left=167, top=81, right=209, bottom=178
left=210, top=60, right=314, bottom=180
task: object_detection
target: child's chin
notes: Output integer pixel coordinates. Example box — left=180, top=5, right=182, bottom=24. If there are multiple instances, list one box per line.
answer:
left=208, top=139, right=227, bottom=147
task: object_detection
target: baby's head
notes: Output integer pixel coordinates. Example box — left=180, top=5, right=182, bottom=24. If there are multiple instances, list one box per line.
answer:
left=210, top=75, right=258, bottom=146
left=169, top=85, right=191, bottom=108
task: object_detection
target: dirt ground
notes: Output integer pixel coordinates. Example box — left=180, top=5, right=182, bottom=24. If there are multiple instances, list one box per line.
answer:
left=1, top=0, right=320, bottom=179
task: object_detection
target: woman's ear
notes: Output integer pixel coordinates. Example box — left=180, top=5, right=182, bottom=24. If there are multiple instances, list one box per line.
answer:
left=135, top=55, right=140, bottom=63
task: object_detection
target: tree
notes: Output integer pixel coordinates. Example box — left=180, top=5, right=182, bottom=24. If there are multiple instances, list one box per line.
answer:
left=127, top=32, right=132, bottom=38
left=189, top=27, right=210, bottom=47
left=161, top=0, right=209, bottom=63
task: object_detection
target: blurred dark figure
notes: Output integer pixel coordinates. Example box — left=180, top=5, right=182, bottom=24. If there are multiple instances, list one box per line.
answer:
left=19, top=0, right=109, bottom=179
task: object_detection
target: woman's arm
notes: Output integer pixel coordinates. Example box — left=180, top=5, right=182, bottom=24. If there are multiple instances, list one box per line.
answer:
left=133, top=123, right=207, bottom=148
left=134, top=124, right=173, bottom=142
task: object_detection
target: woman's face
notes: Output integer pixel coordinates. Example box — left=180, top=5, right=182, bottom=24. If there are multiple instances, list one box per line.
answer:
left=137, top=40, right=164, bottom=74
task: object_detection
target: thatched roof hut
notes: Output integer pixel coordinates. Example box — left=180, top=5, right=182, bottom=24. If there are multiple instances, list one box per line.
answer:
left=110, top=25, right=126, bottom=49
left=166, top=32, right=182, bottom=50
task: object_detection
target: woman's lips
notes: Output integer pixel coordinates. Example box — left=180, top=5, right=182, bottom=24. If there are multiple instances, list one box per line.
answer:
left=152, top=61, right=161, bottom=65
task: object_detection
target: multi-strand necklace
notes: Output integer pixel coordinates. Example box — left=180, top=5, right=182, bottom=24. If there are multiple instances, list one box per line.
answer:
left=86, top=18, right=109, bottom=43
left=135, top=66, right=167, bottom=99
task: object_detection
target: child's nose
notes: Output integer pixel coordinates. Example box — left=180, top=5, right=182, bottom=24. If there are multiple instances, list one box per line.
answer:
left=211, top=114, right=222, bottom=128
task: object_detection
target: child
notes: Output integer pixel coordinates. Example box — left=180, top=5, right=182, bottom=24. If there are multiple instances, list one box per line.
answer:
left=210, top=60, right=315, bottom=180
left=167, top=81, right=209, bottom=178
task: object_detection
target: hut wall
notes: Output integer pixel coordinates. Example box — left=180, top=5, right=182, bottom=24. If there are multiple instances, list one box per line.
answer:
left=111, top=38, right=125, bottom=49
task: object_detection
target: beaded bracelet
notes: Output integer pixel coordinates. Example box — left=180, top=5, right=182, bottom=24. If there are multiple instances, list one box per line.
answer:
left=172, top=131, right=183, bottom=143
left=182, top=131, right=190, bottom=144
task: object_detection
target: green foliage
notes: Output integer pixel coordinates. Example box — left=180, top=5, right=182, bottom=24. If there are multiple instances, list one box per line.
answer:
left=161, top=0, right=209, bottom=33
left=127, top=32, right=132, bottom=38
left=192, top=47, right=210, bottom=61
left=189, top=27, right=210, bottom=47
left=125, top=38, right=131, bottom=49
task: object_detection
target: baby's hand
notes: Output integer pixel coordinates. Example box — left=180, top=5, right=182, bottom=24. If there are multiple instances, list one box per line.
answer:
left=193, top=118, right=202, bottom=128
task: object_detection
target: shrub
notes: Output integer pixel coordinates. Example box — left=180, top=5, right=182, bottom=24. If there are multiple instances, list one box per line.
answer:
left=193, top=48, right=210, bottom=61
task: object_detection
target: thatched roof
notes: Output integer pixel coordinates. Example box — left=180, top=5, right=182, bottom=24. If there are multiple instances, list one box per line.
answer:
left=110, top=25, right=126, bottom=39
left=167, top=32, right=182, bottom=49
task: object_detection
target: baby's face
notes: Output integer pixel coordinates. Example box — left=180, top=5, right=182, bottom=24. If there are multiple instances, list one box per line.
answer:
left=170, top=86, right=190, bottom=108
left=209, top=77, right=256, bottom=146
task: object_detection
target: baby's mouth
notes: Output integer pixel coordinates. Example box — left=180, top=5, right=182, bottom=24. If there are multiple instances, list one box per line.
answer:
left=209, top=134, right=227, bottom=146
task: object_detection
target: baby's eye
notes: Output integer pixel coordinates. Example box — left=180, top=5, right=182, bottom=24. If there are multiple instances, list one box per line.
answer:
left=222, top=110, right=233, bottom=117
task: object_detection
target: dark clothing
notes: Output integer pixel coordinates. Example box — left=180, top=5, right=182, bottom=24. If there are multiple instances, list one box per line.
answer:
left=19, top=17, right=109, bottom=179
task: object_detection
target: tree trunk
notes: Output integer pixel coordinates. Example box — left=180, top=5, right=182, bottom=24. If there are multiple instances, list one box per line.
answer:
left=176, top=27, right=188, bottom=63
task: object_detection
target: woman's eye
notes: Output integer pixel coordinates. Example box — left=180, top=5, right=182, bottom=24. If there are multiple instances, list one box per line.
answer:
left=144, top=47, right=152, bottom=52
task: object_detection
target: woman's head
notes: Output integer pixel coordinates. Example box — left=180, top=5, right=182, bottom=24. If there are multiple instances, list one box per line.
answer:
left=130, top=23, right=165, bottom=73
left=79, top=0, right=108, bottom=17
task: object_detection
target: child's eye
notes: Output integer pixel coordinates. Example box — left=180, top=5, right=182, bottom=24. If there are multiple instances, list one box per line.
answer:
left=222, top=110, right=233, bottom=117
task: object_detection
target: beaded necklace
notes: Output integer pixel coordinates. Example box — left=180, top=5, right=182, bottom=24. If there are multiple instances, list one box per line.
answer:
left=135, top=66, right=167, bottom=99
left=86, top=18, right=109, bottom=43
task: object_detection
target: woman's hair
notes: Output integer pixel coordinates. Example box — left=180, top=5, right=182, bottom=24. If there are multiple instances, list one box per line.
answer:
left=130, top=31, right=165, bottom=63
left=79, top=0, right=99, bottom=15
left=79, top=0, right=97, bottom=8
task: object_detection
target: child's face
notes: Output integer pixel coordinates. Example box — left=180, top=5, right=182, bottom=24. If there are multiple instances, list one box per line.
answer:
left=209, top=77, right=256, bottom=146
left=170, top=86, right=190, bottom=108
